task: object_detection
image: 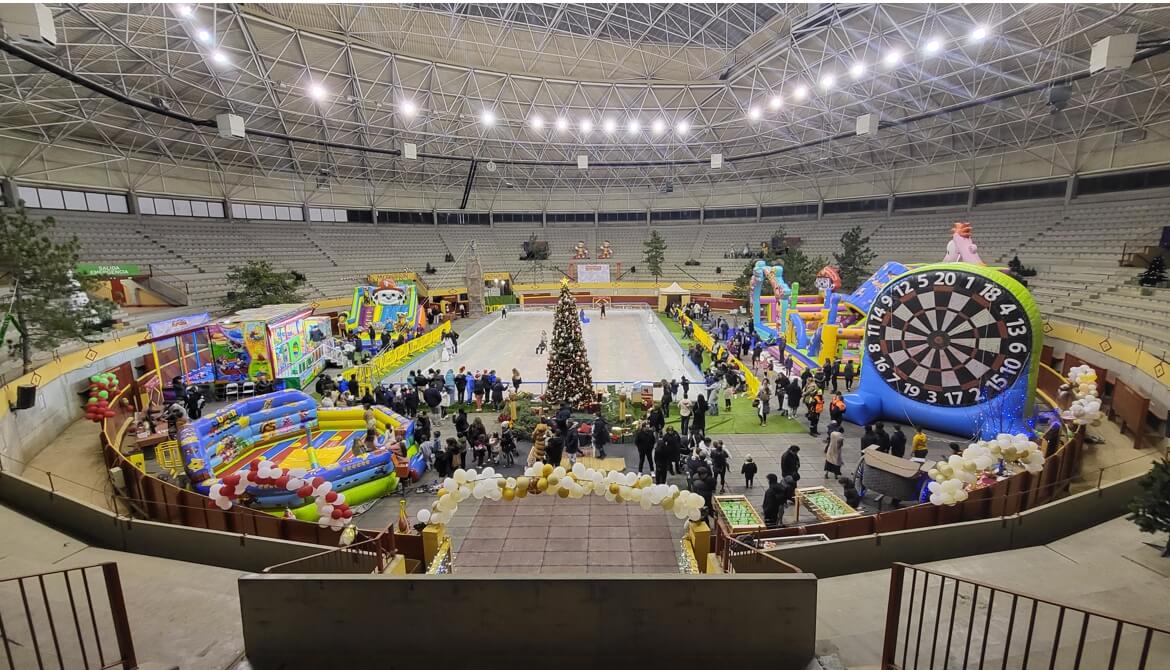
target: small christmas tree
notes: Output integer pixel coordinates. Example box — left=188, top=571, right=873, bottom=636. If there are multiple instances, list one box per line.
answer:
left=544, top=279, right=595, bottom=407
left=1128, top=457, right=1170, bottom=557
left=1139, top=256, right=1167, bottom=287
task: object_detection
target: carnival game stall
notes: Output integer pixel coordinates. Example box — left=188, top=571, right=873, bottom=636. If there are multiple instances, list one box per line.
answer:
left=179, top=389, right=414, bottom=521
left=140, top=312, right=216, bottom=399
left=854, top=447, right=935, bottom=505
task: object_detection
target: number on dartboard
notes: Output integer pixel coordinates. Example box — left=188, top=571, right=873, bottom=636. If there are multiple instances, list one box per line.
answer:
left=863, top=268, right=1033, bottom=408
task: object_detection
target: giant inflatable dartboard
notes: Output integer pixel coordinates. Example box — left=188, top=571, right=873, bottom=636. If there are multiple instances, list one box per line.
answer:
left=844, top=263, right=1042, bottom=438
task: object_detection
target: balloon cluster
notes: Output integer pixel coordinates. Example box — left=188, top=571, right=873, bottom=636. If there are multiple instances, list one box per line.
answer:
left=416, top=463, right=707, bottom=526
left=84, top=373, right=120, bottom=422
left=206, top=459, right=353, bottom=531
left=1062, top=365, right=1103, bottom=426
left=926, top=433, right=1044, bottom=506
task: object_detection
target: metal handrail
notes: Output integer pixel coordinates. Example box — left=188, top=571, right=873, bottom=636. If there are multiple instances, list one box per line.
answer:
left=261, top=531, right=395, bottom=574
left=881, top=562, right=1169, bottom=669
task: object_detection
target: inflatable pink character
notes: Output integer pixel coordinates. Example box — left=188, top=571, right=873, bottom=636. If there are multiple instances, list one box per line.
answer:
left=943, top=222, right=985, bottom=265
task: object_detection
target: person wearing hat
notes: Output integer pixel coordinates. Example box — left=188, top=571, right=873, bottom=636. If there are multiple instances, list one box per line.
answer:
left=741, top=455, right=758, bottom=488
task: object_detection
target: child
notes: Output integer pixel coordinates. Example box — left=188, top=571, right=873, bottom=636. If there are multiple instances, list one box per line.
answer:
left=839, top=476, right=862, bottom=508
left=741, top=455, right=758, bottom=489
left=473, top=434, right=488, bottom=467
left=488, top=433, right=501, bottom=465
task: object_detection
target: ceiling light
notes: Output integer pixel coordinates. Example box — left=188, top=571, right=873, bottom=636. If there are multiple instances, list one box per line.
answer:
left=481, top=110, right=496, bottom=126
left=850, top=62, right=866, bottom=79
left=924, top=38, right=942, bottom=54
left=651, top=118, right=665, bottom=135
left=580, top=118, right=594, bottom=133
left=675, top=119, right=690, bottom=135
left=555, top=117, right=569, bottom=132
left=196, top=29, right=211, bottom=43
left=177, top=5, right=192, bottom=18
left=530, top=114, right=544, bottom=130
left=603, top=118, right=617, bottom=134
left=748, top=106, right=762, bottom=121
left=211, top=50, right=229, bottom=65
left=769, top=95, right=782, bottom=110
left=820, top=74, right=836, bottom=90
left=309, top=84, right=326, bottom=100
left=793, top=85, right=808, bottom=101
left=970, top=26, right=989, bottom=42
left=884, top=49, right=902, bottom=66
left=401, top=100, right=417, bottom=117
left=628, top=119, right=641, bottom=134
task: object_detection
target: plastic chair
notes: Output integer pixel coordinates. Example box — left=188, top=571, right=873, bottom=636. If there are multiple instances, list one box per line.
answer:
left=224, top=383, right=239, bottom=402
left=241, top=382, right=255, bottom=398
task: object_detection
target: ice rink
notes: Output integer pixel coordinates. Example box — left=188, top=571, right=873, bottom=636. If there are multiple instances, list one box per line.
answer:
left=385, top=309, right=704, bottom=387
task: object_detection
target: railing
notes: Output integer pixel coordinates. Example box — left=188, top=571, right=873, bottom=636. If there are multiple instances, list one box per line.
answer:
left=352, top=320, right=451, bottom=391
left=676, top=312, right=761, bottom=397
left=0, top=563, right=137, bottom=670
left=262, top=532, right=396, bottom=574
left=880, top=562, right=1169, bottom=669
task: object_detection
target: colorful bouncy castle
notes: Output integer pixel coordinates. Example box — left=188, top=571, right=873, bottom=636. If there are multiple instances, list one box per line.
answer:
left=179, top=389, right=421, bottom=519
left=341, top=277, right=427, bottom=350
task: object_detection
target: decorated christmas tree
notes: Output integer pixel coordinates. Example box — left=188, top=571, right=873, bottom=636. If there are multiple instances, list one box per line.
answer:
left=544, top=279, right=594, bottom=406
left=1139, top=255, right=1167, bottom=287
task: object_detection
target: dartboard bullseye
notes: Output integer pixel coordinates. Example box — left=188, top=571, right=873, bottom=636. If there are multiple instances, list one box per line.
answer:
left=863, top=267, right=1034, bottom=408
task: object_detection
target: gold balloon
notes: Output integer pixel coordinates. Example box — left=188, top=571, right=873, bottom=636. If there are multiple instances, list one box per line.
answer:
left=537, top=477, right=549, bottom=492
left=437, top=488, right=448, bottom=498
left=608, top=483, right=620, bottom=495
left=496, top=478, right=507, bottom=488
left=503, top=488, right=515, bottom=501
left=516, top=486, right=528, bottom=498
left=542, top=464, right=554, bottom=477
left=661, top=496, right=675, bottom=511
left=516, top=476, right=530, bottom=490
left=548, top=475, right=561, bottom=488
left=557, top=487, right=570, bottom=498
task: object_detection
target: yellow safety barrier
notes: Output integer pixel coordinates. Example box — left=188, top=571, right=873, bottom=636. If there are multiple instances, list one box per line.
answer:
left=678, top=314, right=761, bottom=397
left=352, top=321, right=452, bottom=390
left=155, top=440, right=183, bottom=471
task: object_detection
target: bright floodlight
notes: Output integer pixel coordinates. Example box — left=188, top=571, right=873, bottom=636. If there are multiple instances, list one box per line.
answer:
left=196, top=29, right=211, bottom=43
left=580, top=118, right=594, bottom=133
left=769, top=94, right=782, bottom=110
left=211, top=50, right=229, bottom=65
left=309, top=84, right=326, bottom=100
left=924, top=38, right=942, bottom=54
left=793, top=85, right=809, bottom=101
left=481, top=110, right=496, bottom=126
left=530, top=114, right=544, bottom=130
left=748, top=106, right=762, bottom=120
left=603, top=118, right=617, bottom=133
left=401, top=100, right=417, bottom=117
left=676, top=119, right=690, bottom=135
left=555, top=117, right=569, bottom=132
left=884, top=49, right=902, bottom=66
left=651, top=118, right=665, bottom=135
left=971, top=26, right=988, bottom=42
left=628, top=119, right=641, bottom=134
left=177, top=5, right=192, bottom=17
left=850, top=62, right=866, bottom=79
left=820, top=74, right=836, bottom=90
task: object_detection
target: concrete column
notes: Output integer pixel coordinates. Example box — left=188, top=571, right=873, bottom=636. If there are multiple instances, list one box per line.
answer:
left=756, top=204, right=762, bottom=223
left=817, top=199, right=824, bottom=220
left=125, top=189, right=138, bottom=215
left=887, top=194, right=895, bottom=216
left=699, top=207, right=706, bottom=225
left=301, top=202, right=311, bottom=223
left=225, top=197, right=236, bottom=222
left=967, top=187, right=976, bottom=211
left=0, top=177, right=17, bottom=207
left=432, top=209, right=438, bottom=226
left=1065, top=174, right=1077, bottom=203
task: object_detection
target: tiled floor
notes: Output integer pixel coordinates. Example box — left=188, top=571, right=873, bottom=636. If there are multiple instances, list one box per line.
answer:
left=451, top=497, right=683, bottom=574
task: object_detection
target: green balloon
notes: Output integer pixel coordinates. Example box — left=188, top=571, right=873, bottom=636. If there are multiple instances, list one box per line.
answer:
left=90, top=375, right=101, bottom=383
left=87, top=397, right=98, bottom=404
left=98, top=390, right=109, bottom=399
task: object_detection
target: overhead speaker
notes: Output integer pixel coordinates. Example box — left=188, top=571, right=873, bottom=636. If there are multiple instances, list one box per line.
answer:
left=1090, top=34, right=1137, bottom=73
left=13, top=384, right=37, bottom=411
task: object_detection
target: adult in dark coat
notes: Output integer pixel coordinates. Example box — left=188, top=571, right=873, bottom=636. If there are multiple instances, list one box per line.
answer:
left=761, top=474, right=785, bottom=526
left=544, top=434, right=565, bottom=467
left=660, top=383, right=673, bottom=418
left=843, top=360, right=856, bottom=391
left=563, top=422, right=581, bottom=461
left=453, top=408, right=469, bottom=439
left=423, top=385, right=442, bottom=417
left=875, top=422, right=891, bottom=453
left=634, top=423, right=656, bottom=474
left=690, top=465, right=716, bottom=516
left=491, top=380, right=505, bottom=410
left=786, top=380, right=802, bottom=416
left=661, top=426, right=683, bottom=476
left=591, top=414, right=610, bottom=458
left=555, top=403, right=572, bottom=433
left=454, top=372, right=467, bottom=404
left=889, top=425, right=907, bottom=458
left=691, top=394, right=708, bottom=440
left=680, top=377, right=690, bottom=399
left=647, top=405, right=666, bottom=436
left=781, top=445, right=801, bottom=481
left=860, top=425, right=879, bottom=451
left=403, top=388, right=419, bottom=417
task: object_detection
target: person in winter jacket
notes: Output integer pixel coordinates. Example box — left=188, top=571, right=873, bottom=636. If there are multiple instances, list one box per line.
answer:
left=453, top=408, right=469, bottom=439
left=843, top=360, right=856, bottom=391
left=710, top=441, right=731, bottom=493
left=762, top=473, right=785, bottom=526
left=591, top=413, right=610, bottom=458
left=781, top=445, right=801, bottom=481
left=690, top=465, right=716, bottom=517
left=786, top=378, right=802, bottom=417
left=491, top=379, right=505, bottom=410
left=423, top=384, right=442, bottom=419
left=889, top=425, right=907, bottom=458
left=741, top=455, right=758, bottom=488
left=824, top=423, right=845, bottom=477
left=634, top=422, right=656, bottom=474
left=829, top=393, right=846, bottom=424
left=678, top=397, right=694, bottom=438
left=563, top=421, right=581, bottom=465
left=691, top=394, right=708, bottom=442
left=647, top=404, right=666, bottom=436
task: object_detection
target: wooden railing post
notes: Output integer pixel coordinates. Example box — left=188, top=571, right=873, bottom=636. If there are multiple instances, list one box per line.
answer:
left=881, top=563, right=907, bottom=669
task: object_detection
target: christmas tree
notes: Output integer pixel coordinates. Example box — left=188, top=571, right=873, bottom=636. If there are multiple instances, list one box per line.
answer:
left=544, top=279, right=595, bottom=407
left=1139, top=256, right=1167, bottom=287
left=1127, top=457, right=1170, bottom=557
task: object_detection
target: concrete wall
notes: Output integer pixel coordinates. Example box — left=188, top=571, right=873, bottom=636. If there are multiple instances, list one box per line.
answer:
left=0, top=471, right=327, bottom=573
left=238, top=573, right=818, bottom=670
left=0, top=335, right=151, bottom=475
left=755, top=475, right=1143, bottom=579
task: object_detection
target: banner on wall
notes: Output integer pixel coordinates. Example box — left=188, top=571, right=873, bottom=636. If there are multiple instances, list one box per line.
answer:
left=576, top=264, right=611, bottom=283
left=146, top=313, right=212, bottom=339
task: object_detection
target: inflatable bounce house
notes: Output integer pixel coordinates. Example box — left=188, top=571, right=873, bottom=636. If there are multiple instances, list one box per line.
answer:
left=341, top=277, right=426, bottom=350
left=753, top=223, right=1042, bottom=438
left=142, top=305, right=331, bottom=393
left=179, top=389, right=422, bottom=520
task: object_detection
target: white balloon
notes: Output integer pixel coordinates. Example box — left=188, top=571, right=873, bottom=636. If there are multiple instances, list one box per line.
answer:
left=437, top=495, right=457, bottom=511
left=443, top=478, right=458, bottom=492
left=673, top=508, right=689, bottom=520
left=506, top=477, right=517, bottom=489
left=288, top=468, right=307, bottom=478
left=929, top=493, right=944, bottom=505
left=453, top=469, right=468, bottom=483
left=215, top=497, right=232, bottom=510
left=552, top=466, right=566, bottom=478
left=285, top=479, right=301, bottom=492
left=482, top=467, right=495, bottom=478
left=417, top=509, right=432, bottom=524
left=334, top=493, right=346, bottom=506
left=208, top=483, right=224, bottom=498
left=688, top=508, right=702, bottom=521
left=572, top=463, right=586, bottom=477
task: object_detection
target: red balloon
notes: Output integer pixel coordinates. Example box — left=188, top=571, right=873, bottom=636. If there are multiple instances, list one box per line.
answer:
left=331, top=509, right=343, bottom=520
left=275, top=475, right=290, bottom=488
left=342, top=508, right=353, bottom=519
left=103, top=409, right=116, bottom=417
left=246, top=470, right=258, bottom=482
left=324, top=491, right=338, bottom=503
left=295, top=485, right=313, bottom=498
left=250, top=459, right=262, bottom=470
left=223, top=474, right=240, bottom=486
left=97, top=400, right=108, bottom=409
left=311, top=477, right=325, bottom=488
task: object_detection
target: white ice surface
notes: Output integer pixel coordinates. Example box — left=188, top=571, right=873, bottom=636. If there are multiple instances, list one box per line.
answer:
left=382, top=310, right=704, bottom=386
